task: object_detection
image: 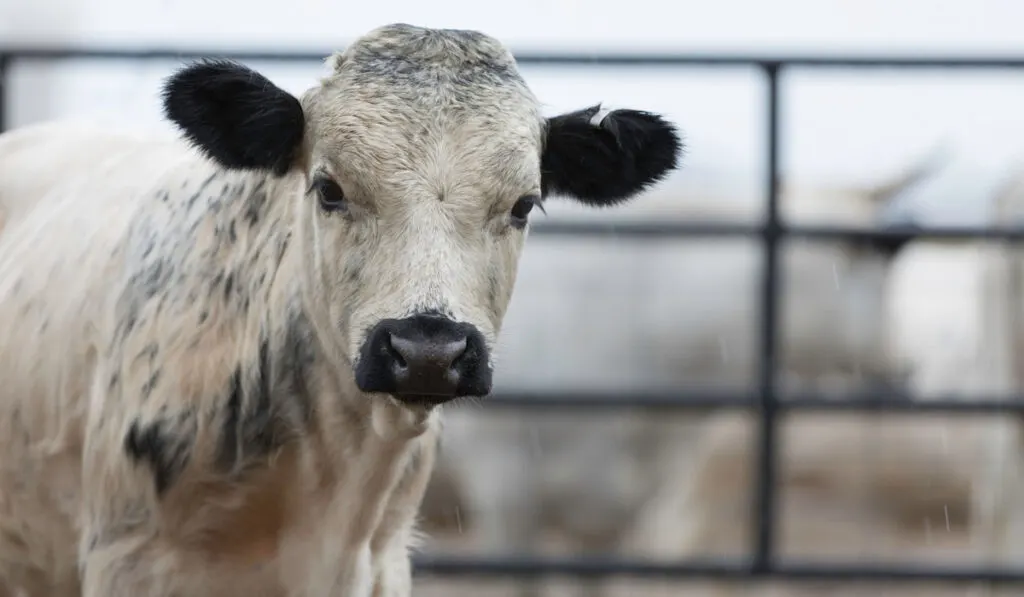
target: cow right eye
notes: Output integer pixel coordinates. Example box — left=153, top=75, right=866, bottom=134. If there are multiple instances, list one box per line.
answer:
left=312, top=177, right=348, bottom=214
left=509, top=194, right=539, bottom=229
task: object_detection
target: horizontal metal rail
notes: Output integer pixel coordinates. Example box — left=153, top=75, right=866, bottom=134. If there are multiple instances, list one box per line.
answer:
left=526, top=221, right=1024, bottom=241
left=3, top=47, right=1024, bottom=69
left=483, top=390, right=1024, bottom=413
left=412, top=554, right=1024, bottom=584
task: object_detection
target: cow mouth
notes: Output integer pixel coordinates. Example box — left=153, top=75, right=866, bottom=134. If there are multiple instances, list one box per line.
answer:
left=391, top=392, right=458, bottom=408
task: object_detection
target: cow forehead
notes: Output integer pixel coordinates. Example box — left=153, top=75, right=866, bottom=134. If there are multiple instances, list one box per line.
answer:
left=337, top=23, right=520, bottom=82
left=312, top=22, right=540, bottom=134
left=304, top=25, right=544, bottom=196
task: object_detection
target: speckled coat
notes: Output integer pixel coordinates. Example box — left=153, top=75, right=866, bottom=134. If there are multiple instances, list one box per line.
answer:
left=0, top=23, right=682, bottom=597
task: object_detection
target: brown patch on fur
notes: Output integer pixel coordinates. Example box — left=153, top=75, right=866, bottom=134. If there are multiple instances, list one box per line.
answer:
left=185, top=448, right=298, bottom=566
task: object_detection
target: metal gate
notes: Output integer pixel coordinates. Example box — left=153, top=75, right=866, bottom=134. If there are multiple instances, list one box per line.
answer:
left=3, top=46, right=1024, bottom=586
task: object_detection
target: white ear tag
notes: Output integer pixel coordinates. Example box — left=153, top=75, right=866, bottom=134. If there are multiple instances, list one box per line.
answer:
left=589, top=106, right=613, bottom=127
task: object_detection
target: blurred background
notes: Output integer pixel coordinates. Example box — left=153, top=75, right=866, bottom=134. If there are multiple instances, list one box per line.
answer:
left=5, top=1, right=1024, bottom=595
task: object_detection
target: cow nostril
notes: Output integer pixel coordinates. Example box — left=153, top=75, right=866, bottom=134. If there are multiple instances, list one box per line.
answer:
left=448, top=339, right=470, bottom=369
left=440, top=338, right=469, bottom=370
left=383, top=333, right=407, bottom=369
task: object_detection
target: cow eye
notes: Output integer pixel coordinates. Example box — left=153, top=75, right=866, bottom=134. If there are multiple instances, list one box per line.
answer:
left=510, top=195, right=539, bottom=228
left=312, top=177, right=348, bottom=214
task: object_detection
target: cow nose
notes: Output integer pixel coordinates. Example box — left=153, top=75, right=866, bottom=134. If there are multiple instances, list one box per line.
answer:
left=387, top=334, right=468, bottom=395
left=354, top=312, right=493, bottom=405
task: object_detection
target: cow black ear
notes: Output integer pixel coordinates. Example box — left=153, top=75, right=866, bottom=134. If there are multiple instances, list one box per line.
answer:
left=161, top=59, right=305, bottom=176
left=541, top=105, right=683, bottom=207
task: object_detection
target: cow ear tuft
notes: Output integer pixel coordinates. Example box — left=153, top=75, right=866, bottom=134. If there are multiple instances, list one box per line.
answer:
left=541, top=104, right=683, bottom=207
left=161, top=59, right=305, bottom=175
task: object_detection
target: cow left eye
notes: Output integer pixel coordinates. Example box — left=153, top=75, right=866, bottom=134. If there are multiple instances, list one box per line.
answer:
left=510, top=195, right=539, bottom=228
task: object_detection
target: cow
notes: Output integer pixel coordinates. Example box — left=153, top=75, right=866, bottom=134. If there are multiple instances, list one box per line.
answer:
left=0, top=23, right=682, bottom=597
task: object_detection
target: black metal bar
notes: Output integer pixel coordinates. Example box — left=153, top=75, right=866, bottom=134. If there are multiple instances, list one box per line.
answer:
left=781, top=394, right=1024, bottom=413
left=0, top=54, right=8, bottom=134
left=3, top=47, right=1024, bottom=68
left=483, top=390, right=1024, bottom=413
left=413, top=555, right=751, bottom=579
left=752, top=62, right=782, bottom=574
left=483, top=389, right=756, bottom=410
left=528, top=221, right=1024, bottom=241
left=412, top=554, right=1024, bottom=583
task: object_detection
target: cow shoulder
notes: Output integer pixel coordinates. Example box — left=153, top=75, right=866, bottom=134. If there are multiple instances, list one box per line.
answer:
left=92, top=154, right=313, bottom=506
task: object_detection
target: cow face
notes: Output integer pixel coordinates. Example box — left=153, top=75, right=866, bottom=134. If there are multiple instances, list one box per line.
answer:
left=161, top=23, right=682, bottom=407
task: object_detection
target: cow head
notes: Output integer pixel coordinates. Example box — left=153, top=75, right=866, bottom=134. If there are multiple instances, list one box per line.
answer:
left=160, top=23, right=682, bottom=407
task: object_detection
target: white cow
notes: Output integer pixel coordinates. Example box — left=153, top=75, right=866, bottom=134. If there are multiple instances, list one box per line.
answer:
left=0, top=23, right=682, bottom=597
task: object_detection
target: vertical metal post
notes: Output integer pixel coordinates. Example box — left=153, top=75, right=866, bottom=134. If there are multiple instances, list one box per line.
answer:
left=0, top=54, right=8, bottom=134
left=752, top=61, right=782, bottom=574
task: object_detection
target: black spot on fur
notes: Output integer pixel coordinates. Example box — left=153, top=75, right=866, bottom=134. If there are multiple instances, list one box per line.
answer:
left=123, top=413, right=196, bottom=496
left=275, top=234, right=290, bottom=268
left=216, top=343, right=281, bottom=471
left=241, top=339, right=277, bottom=459
left=208, top=271, right=224, bottom=297
left=541, top=104, right=683, bottom=207
left=283, top=311, right=317, bottom=425
left=141, top=370, right=161, bottom=400
left=141, top=259, right=174, bottom=300
left=244, top=185, right=268, bottom=227
left=137, top=342, right=159, bottom=363
left=216, top=368, right=243, bottom=471
left=487, top=268, right=500, bottom=312
left=186, top=173, right=219, bottom=210
left=161, top=59, right=305, bottom=176
left=119, top=312, right=137, bottom=340
left=343, top=261, right=361, bottom=286
left=214, top=316, right=316, bottom=474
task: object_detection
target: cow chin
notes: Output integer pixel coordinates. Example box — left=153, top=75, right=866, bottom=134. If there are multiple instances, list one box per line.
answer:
left=352, top=310, right=493, bottom=406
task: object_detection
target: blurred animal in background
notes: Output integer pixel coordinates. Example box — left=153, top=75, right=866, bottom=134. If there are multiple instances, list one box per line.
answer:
left=417, top=146, right=953, bottom=597
left=605, top=161, right=1024, bottom=597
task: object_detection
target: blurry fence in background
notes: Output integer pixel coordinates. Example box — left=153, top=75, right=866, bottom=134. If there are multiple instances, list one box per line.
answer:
left=2, top=47, right=1024, bottom=586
